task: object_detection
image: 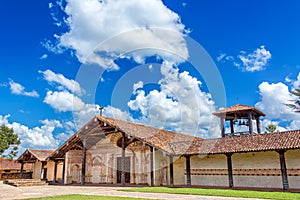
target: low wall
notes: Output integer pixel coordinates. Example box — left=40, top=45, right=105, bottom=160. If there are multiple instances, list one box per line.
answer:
left=1, top=171, right=32, bottom=180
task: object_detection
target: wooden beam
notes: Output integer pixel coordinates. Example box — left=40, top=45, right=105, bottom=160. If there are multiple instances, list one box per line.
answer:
left=220, top=117, right=225, bottom=138
left=81, top=140, right=86, bottom=185
left=53, top=161, right=58, bottom=183
left=121, top=132, right=126, bottom=186
left=256, top=117, right=261, bottom=133
left=150, top=146, right=154, bottom=186
left=247, top=111, right=253, bottom=134
left=278, top=150, right=289, bottom=191
left=185, top=155, right=191, bottom=186
left=226, top=153, right=233, bottom=188
left=62, top=156, right=66, bottom=185
left=230, top=119, right=234, bottom=135
left=19, top=162, right=24, bottom=179
left=169, top=155, right=174, bottom=186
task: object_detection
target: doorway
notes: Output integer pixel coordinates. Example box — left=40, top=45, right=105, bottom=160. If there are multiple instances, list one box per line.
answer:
left=117, top=157, right=130, bottom=183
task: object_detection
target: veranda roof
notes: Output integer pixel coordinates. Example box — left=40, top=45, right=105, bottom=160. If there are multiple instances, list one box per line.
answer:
left=17, top=149, right=54, bottom=163
left=170, top=130, right=300, bottom=155
left=43, top=116, right=300, bottom=161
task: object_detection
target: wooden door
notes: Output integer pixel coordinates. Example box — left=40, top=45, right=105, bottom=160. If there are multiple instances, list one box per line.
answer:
left=117, top=157, right=130, bottom=183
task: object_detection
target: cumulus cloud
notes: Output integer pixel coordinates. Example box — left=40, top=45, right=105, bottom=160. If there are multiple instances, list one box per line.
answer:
left=255, top=81, right=298, bottom=120
left=40, top=69, right=84, bottom=96
left=0, top=114, right=61, bottom=153
left=9, top=79, right=39, bottom=97
left=44, top=90, right=85, bottom=112
left=238, top=45, right=271, bottom=72
left=255, top=73, right=300, bottom=131
left=51, top=0, right=188, bottom=69
left=128, top=62, right=219, bottom=138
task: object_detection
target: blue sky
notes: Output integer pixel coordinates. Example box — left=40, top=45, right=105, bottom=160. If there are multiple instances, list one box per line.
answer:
left=1, top=0, right=300, bottom=153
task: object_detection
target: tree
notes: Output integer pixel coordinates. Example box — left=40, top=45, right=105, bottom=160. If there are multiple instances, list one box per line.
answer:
left=0, top=125, right=20, bottom=159
left=286, top=88, right=300, bottom=112
left=265, top=124, right=277, bottom=133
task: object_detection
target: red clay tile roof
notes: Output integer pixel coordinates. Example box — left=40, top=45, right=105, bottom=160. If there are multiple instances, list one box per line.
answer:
left=0, top=158, right=33, bottom=171
left=17, top=149, right=55, bottom=162
left=97, top=116, right=199, bottom=154
left=170, top=130, right=300, bottom=155
left=213, top=104, right=265, bottom=117
left=48, top=116, right=300, bottom=159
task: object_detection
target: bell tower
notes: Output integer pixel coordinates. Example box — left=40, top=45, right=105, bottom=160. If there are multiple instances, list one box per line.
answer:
left=213, top=104, right=265, bottom=138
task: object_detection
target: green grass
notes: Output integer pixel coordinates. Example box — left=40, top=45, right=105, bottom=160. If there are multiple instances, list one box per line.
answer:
left=120, top=187, right=300, bottom=200
left=22, top=194, right=152, bottom=200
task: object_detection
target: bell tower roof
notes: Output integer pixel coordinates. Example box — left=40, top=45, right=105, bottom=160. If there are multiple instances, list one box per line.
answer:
left=213, top=104, right=265, bottom=120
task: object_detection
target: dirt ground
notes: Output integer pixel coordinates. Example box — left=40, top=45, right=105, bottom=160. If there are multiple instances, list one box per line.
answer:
left=0, top=181, right=264, bottom=200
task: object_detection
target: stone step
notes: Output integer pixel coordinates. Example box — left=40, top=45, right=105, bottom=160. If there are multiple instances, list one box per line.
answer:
left=3, top=179, right=48, bottom=187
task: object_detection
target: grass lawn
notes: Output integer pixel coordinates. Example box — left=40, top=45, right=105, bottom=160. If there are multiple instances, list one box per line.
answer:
left=120, top=187, right=300, bottom=200
left=22, top=194, right=152, bottom=200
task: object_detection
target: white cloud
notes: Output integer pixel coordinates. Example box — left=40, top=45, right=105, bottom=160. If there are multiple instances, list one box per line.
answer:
left=0, top=114, right=61, bottom=153
left=52, top=0, right=188, bottom=69
left=292, top=72, right=300, bottom=89
left=44, top=90, right=85, bottom=112
left=255, top=81, right=299, bottom=120
left=128, top=63, right=219, bottom=138
left=9, top=79, right=39, bottom=98
left=40, top=54, right=48, bottom=59
left=254, top=74, right=300, bottom=131
left=238, top=45, right=271, bottom=72
left=132, top=81, right=144, bottom=95
left=40, top=69, right=84, bottom=96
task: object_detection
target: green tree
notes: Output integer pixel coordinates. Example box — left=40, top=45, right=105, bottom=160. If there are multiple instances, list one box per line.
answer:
left=265, top=124, right=277, bottom=133
left=0, top=125, right=20, bottom=158
left=286, top=88, right=300, bottom=112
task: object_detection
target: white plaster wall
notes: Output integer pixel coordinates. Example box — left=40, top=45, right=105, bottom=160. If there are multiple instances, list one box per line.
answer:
left=190, top=154, right=228, bottom=186
left=232, top=151, right=282, bottom=188
left=191, top=154, right=227, bottom=169
left=285, top=149, right=300, bottom=189
left=173, top=156, right=185, bottom=185
left=154, top=150, right=169, bottom=186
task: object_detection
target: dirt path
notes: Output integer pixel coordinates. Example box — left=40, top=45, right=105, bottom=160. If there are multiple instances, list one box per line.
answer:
left=0, top=182, right=264, bottom=200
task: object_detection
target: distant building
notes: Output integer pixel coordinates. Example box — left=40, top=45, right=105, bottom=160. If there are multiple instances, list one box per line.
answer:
left=0, top=157, right=33, bottom=180
left=17, top=104, right=300, bottom=191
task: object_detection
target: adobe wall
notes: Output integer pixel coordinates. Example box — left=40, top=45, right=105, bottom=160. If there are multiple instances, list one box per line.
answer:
left=189, top=154, right=228, bottom=186
left=185, top=150, right=300, bottom=189
left=65, top=134, right=152, bottom=185
left=33, top=161, right=41, bottom=179
left=285, top=149, right=300, bottom=189
left=232, top=151, right=282, bottom=188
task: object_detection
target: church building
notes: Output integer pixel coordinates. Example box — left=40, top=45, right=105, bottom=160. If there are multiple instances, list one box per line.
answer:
left=17, top=104, right=300, bottom=191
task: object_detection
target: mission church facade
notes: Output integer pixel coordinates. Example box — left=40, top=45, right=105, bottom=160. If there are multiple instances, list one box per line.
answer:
left=17, top=104, right=300, bottom=191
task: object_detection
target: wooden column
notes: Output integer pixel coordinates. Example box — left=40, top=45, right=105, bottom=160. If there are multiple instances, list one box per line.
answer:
left=230, top=119, right=234, bottom=136
left=185, top=155, right=191, bottom=186
left=19, top=162, right=24, bottom=179
left=220, top=117, right=225, bottom=138
left=169, top=155, right=174, bottom=186
left=256, top=117, right=261, bottom=133
left=81, top=141, right=86, bottom=185
left=62, top=157, right=66, bottom=185
left=150, top=146, right=154, bottom=186
left=53, top=161, right=58, bottom=183
left=226, top=153, right=233, bottom=188
left=278, top=150, right=289, bottom=191
left=41, top=161, right=45, bottom=180
left=247, top=111, right=253, bottom=134
left=121, top=132, right=126, bottom=186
